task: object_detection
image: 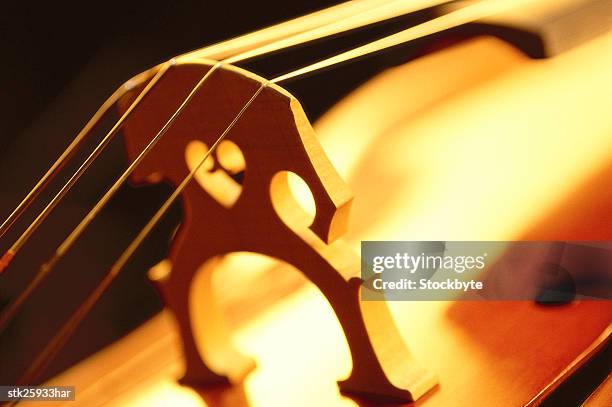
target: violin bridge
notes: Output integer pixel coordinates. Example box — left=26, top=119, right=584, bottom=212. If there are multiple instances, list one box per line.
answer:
left=118, top=59, right=437, bottom=403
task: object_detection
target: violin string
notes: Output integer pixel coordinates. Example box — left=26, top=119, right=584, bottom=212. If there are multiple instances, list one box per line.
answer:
left=14, top=0, right=526, bottom=387
left=0, top=0, right=446, bottom=256
left=0, top=62, right=173, bottom=274
left=222, top=0, right=451, bottom=65
left=271, top=0, right=530, bottom=83
left=15, top=84, right=266, bottom=388
left=0, top=0, right=450, bottom=279
left=0, top=88, right=123, bottom=241
left=0, top=62, right=224, bottom=334
left=0, top=0, right=451, bottom=330
left=184, top=0, right=445, bottom=62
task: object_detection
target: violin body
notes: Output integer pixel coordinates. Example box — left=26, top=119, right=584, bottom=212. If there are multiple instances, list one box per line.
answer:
left=46, top=22, right=612, bottom=407
left=2, top=0, right=611, bottom=406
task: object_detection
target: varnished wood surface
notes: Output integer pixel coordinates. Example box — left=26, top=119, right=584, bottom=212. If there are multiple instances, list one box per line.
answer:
left=38, top=28, right=612, bottom=407
left=42, top=290, right=610, bottom=406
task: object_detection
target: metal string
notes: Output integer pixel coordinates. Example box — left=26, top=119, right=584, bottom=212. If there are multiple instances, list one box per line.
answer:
left=0, top=0, right=446, bottom=259
left=9, top=0, right=530, bottom=392
left=15, top=84, right=266, bottom=389
left=0, top=87, right=124, bottom=240
left=0, top=0, right=452, bottom=332
left=270, top=0, right=529, bottom=83
left=0, top=62, right=173, bottom=273
left=222, top=0, right=452, bottom=65
left=0, top=61, right=221, bottom=333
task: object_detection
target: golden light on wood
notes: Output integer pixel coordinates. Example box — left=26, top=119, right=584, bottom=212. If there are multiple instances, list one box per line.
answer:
left=315, top=33, right=612, bottom=243
left=115, top=59, right=437, bottom=402
left=16, top=1, right=610, bottom=406
left=42, top=30, right=612, bottom=407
